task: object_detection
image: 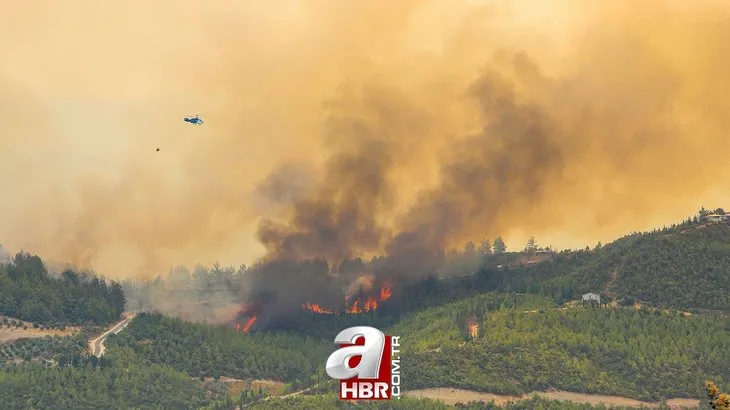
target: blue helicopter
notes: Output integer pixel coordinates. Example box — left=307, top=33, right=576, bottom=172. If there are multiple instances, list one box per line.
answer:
left=184, top=114, right=204, bottom=125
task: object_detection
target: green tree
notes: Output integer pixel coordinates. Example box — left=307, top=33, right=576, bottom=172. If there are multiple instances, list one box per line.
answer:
left=479, top=239, right=492, bottom=255
left=524, top=236, right=537, bottom=253
left=493, top=237, right=507, bottom=254
left=464, top=241, right=476, bottom=256
left=698, top=207, right=711, bottom=222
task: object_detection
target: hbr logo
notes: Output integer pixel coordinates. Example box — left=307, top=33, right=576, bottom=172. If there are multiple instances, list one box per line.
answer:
left=325, top=326, right=401, bottom=400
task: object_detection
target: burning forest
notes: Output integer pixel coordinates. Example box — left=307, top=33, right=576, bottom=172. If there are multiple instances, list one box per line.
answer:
left=301, top=279, right=392, bottom=315
left=232, top=303, right=259, bottom=333
left=230, top=272, right=395, bottom=333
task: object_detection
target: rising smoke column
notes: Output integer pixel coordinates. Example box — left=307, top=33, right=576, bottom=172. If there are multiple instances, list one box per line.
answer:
left=3, top=0, right=730, bottom=292
left=252, top=52, right=567, bottom=291
left=252, top=0, right=730, bottom=308
left=385, top=55, right=565, bottom=280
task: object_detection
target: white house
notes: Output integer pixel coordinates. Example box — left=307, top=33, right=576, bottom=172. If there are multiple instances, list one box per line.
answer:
left=707, top=214, right=729, bottom=223
left=582, top=292, right=601, bottom=305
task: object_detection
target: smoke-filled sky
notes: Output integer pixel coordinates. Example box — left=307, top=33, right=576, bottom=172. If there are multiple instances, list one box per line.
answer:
left=2, top=0, right=730, bottom=279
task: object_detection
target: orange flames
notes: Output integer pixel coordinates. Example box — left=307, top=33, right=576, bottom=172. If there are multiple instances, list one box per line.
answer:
left=301, top=302, right=334, bottom=314
left=233, top=303, right=258, bottom=333
left=466, top=315, right=479, bottom=340
left=346, top=296, right=377, bottom=314
left=380, top=283, right=392, bottom=301
left=302, top=282, right=393, bottom=315
left=234, top=315, right=257, bottom=333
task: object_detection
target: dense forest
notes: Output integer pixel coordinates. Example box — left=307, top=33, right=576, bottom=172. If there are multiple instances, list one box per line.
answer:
left=0, top=346, right=229, bottom=409
left=495, top=220, right=730, bottom=311
left=0, top=251, right=125, bottom=326
left=372, top=211, right=730, bottom=315
left=108, top=295, right=548, bottom=382
left=107, top=293, right=728, bottom=405
left=108, top=312, right=332, bottom=388
left=394, top=293, right=730, bottom=401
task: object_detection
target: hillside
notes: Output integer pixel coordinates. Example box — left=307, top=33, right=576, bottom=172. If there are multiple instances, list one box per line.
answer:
left=236, top=218, right=730, bottom=341
left=0, top=347, right=229, bottom=409
left=392, top=293, right=728, bottom=401
left=493, top=218, right=730, bottom=311
left=0, top=215, right=728, bottom=408
left=108, top=313, right=331, bottom=387
left=106, top=293, right=726, bottom=407
left=122, top=213, right=730, bottom=334
left=0, top=252, right=126, bottom=326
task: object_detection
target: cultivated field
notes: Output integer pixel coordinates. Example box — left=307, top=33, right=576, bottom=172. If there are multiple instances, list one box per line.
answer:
left=0, top=315, right=79, bottom=343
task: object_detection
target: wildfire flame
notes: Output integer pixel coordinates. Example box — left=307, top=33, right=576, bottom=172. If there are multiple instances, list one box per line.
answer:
left=242, top=315, right=257, bottom=332
left=301, top=302, right=334, bottom=314
left=233, top=303, right=258, bottom=333
left=380, top=282, right=392, bottom=301
left=234, top=315, right=257, bottom=333
left=303, top=281, right=393, bottom=315
left=466, top=315, right=479, bottom=340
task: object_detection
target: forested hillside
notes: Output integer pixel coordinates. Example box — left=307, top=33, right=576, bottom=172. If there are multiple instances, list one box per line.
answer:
left=495, top=219, right=730, bottom=311
left=123, top=211, right=730, bottom=336
left=0, top=347, right=229, bottom=409
left=0, top=252, right=125, bottom=326
left=394, top=293, right=730, bottom=401
left=0, top=212, right=727, bottom=408
left=254, top=216, right=730, bottom=337
left=108, top=292, right=727, bottom=405
left=109, top=295, right=551, bottom=381
left=108, top=313, right=331, bottom=388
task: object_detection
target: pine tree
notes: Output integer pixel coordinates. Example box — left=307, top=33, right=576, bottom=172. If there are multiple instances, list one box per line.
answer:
left=493, top=237, right=507, bottom=254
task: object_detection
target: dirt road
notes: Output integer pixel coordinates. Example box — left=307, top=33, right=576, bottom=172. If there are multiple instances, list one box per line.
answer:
left=88, top=313, right=136, bottom=357
left=404, top=388, right=700, bottom=409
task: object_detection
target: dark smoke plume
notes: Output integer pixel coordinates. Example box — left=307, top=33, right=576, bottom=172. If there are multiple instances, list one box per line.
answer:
left=252, top=53, right=568, bottom=300
left=5, top=1, right=730, bottom=323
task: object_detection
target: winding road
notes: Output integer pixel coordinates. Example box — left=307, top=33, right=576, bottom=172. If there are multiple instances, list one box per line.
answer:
left=89, top=313, right=136, bottom=357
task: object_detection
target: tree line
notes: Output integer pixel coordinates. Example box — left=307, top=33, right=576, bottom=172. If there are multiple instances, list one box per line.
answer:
left=0, top=251, right=125, bottom=326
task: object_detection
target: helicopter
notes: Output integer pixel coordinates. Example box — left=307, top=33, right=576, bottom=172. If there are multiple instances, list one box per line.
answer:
left=184, top=114, right=204, bottom=125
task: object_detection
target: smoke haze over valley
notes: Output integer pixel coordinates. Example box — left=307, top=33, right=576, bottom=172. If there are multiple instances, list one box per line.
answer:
left=3, top=0, right=730, bottom=287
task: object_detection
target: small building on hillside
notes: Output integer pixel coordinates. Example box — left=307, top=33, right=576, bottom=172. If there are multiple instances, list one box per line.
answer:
left=707, top=214, right=729, bottom=223
left=582, top=292, right=601, bottom=306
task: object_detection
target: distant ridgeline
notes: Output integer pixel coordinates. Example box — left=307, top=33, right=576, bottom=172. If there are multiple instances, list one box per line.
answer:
left=121, top=208, right=730, bottom=335
left=490, top=209, right=730, bottom=311
left=0, top=251, right=126, bottom=326
left=313, top=207, right=730, bottom=322
left=290, top=207, right=730, bottom=329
